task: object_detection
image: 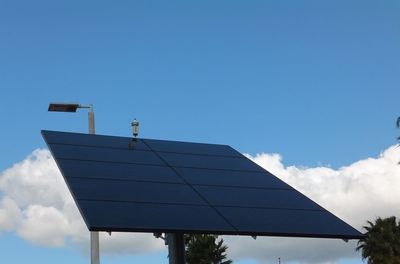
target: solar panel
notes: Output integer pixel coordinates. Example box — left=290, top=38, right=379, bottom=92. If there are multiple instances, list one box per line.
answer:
left=42, top=130, right=363, bottom=239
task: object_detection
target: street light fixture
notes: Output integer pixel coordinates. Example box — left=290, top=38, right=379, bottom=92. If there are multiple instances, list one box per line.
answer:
left=48, top=103, right=80, bottom=112
left=48, top=103, right=95, bottom=134
left=48, top=102, right=99, bottom=264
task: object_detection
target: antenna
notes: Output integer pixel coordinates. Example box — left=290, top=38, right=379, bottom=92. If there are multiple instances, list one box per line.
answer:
left=131, top=118, right=139, bottom=139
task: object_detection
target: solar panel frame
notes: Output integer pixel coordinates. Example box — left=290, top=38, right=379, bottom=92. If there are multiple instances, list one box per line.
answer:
left=42, top=130, right=364, bottom=240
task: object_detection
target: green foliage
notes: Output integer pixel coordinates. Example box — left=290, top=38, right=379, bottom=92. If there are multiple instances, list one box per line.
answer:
left=185, top=234, right=232, bottom=264
left=356, top=216, right=400, bottom=263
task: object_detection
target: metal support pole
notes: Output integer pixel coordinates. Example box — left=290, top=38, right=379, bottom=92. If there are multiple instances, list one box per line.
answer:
left=91, top=232, right=100, bottom=264
left=88, top=104, right=95, bottom=134
left=88, top=105, right=99, bottom=264
left=167, top=233, right=185, bottom=264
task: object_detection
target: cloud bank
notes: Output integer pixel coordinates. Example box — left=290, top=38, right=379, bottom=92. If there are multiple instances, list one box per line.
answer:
left=224, top=145, right=400, bottom=263
left=0, top=146, right=399, bottom=263
left=0, top=149, right=165, bottom=254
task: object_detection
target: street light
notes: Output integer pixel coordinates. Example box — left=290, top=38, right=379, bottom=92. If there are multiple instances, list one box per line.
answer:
left=48, top=103, right=95, bottom=134
left=48, top=102, right=99, bottom=264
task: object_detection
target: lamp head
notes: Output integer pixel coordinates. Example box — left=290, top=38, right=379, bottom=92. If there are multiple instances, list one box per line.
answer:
left=48, top=103, right=80, bottom=112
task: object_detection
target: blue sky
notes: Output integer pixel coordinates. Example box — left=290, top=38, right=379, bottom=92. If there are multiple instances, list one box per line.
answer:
left=1, top=1, right=399, bottom=263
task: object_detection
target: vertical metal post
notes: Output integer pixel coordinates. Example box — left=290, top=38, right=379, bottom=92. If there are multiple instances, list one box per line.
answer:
left=91, top=232, right=100, bottom=264
left=167, top=233, right=185, bottom=264
left=88, top=104, right=99, bottom=264
left=88, top=104, right=95, bottom=134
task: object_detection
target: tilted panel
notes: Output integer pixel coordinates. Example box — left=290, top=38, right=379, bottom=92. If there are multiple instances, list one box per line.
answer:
left=42, top=130, right=363, bottom=239
left=175, top=167, right=291, bottom=189
left=80, top=201, right=235, bottom=233
left=58, top=159, right=182, bottom=183
left=216, top=207, right=361, bottom=239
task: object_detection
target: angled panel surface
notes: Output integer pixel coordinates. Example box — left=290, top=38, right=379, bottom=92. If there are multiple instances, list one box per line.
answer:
left=80, top=201, right=236, bottom=233
left=158, top=152, right=264, bottom=172
left=42, top=130, right=363, bottom=239
left=143, top=138, right=242, bottom=157
left=176, top=168, right=290, bottom=189
left=68, top=178, right=205, bottom=205
left=193, top=186, right=323, bottom=210
left=50, top=144, right=163, bottom=165
left=58, top=159, right=182, bottom=183
left=217, top=207, right=361, bottom=239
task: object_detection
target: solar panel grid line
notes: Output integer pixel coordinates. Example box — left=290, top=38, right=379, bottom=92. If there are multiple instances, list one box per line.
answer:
left=204, top=205, right=324, bottom=212
left=190, top=183, right=293, bottom=190
left=68, top=178, right=206, bottom=205
left=141, top=139, right=240, bottom=233
left=55, top=157, right=270, bottom=174
left=77, top=199, right=212, bottom=207
left=57, top=157, right=169, bottom=168
left=65, top=175, right=295, bottom=191
left=67, top=176, right=185, bottom=185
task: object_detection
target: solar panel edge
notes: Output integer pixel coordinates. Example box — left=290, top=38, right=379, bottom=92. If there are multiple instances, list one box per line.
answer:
left=87, top=227, right=363, bottom=240
left=41, top=130, right=94, bottom=231
left=43, top=130, right=241, bottom=157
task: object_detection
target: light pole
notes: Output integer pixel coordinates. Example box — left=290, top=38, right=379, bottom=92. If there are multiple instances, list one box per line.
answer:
left=48, top=102, right=99, bottom=264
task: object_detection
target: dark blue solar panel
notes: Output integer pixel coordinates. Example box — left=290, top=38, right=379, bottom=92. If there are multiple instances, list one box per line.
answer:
left=194, top=186, right=322, bottom=210
left=143, top=138, right=242, bottom=157
left=158, top=152, right=264, bottom=172
left=50, top=144, right=163, bottom=165
left=42, top=130, right=363, bottom=239
left=216, top=207, right=359, bottom=238
left=79, top=201, right=235, bottom=233
left=68, top=178, right=205, bottom=205
left=176, top=168, right=290, bottom=189
left=58, top=159, right=182, bottom=183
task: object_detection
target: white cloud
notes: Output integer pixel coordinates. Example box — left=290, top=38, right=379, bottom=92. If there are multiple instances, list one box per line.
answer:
left=0, top=197, right=21, bottom=232
left=0, top=145, right=399, bottom=263
left=0, top=149, right=165, bottom=254
left=226, top=145, right=400, bottom=263
left=17, top=205, right=70, bottom=247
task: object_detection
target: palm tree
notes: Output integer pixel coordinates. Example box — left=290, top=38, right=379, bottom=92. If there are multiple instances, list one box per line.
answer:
left=185, top=234, right=232, bottom=264
left=356, top=216, right=400, bottom=263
